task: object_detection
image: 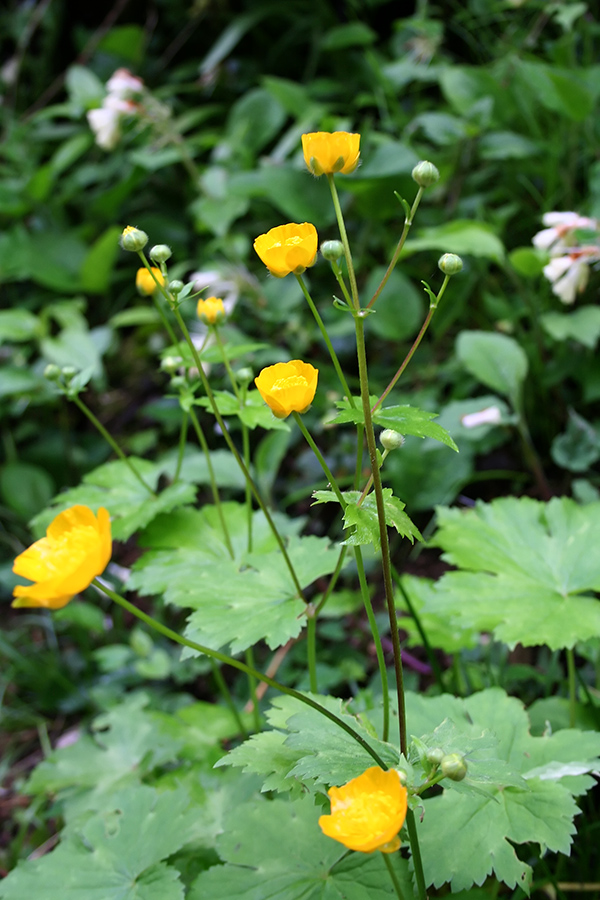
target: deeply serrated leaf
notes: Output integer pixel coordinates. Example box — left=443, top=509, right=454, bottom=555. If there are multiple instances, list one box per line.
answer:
left=427, top=496, right=600, bottom=649
left=0, top=786, right=195, bottom=900
left=314, top=489, right=422, bottom=547
left=31, top=459, right=196, bottom=541
left=189, top=796, right=413, bottom=900
left=327, top=398, right=458, bottom=450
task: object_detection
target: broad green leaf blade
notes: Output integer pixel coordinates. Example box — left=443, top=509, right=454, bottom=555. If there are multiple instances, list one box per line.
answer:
left=456, top=330, right=528, bottom=404
left=403, top=688, right=600, bottom=894
left=396, top=575, right=478, bottom=653
left=428, top=496, right=600, bottom=649
left=328, top=399, right=458, bottom=451
left=189, top=796, right=413, bottom=900
left=219, top=694, right=400, bottom=794
left=403, top=220, right=505, bottom=263
left=0, top=786, right=195, bottom=900
left=30, top=459, right=196, bottom=541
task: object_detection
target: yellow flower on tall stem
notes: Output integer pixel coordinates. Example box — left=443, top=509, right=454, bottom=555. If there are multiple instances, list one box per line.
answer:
left=197, top=296, right=226, bottom=325
left=302, top=131, right=360, bottom=176
left=136, top=267, right=165, bottom=296
left=318, top=767, right=407, bottom=853
left=253, top=223, right=318, bottom=278
left=255, top=360, right=318, bottom=419
left=12, top=506, right=112, bottom=609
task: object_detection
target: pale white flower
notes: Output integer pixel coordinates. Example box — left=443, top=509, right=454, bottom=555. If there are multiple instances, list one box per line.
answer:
left=106, top=68, right=144, bottom=98
left=533, top=211, right=598, bottom=252
left=545, top=256, right=590, bottom=305
left=461, top=406, right=503, bottom=429
left=87, top=96, right=137, bottom=150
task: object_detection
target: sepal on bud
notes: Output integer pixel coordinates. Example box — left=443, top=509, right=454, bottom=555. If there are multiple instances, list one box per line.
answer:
left=440, top=753, right=468, bottom=781
left=412, top=160, right=440, bottom=188
left=438, top=253, right=463, bottom=276
left=150, top=244, right=172, bottom=263
left=120, top=226, right=148, bottom=251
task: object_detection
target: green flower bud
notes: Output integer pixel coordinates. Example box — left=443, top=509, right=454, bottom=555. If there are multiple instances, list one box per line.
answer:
left=61, top=366, right=78, bottom=380
left=161, top=356, right=182, bottom=374
left=396, top=768, right=408, bottom=786
left=120, top=226, right=149, bottom=251
left=43, top=364, right=61, bottom=381
left=170, top=375, right=187, bottom=391
left=168, top=280, right=184, bottom=294
left=235, top=366, right=253, bottom=385
left=321, top=240, right=344, bottom=262
left=150, top=244, right=172, bottom=264
left=412, top=160, right=440, bottom=188
left=441, top=753, right=468, bottom=782
left=438, top=253, right=463, bottom=276
left=426, top=748, right=445, bottom=767
left=380, top=429, right=405, bottom=451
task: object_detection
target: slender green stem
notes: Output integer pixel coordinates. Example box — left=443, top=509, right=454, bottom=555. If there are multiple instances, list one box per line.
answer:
left=567, top=647, right=577, bottom=729
left=358, top=448, right=390, bottom=506
left=208, top=658, right=248, bottom=739
left=212, top=326, right=243, bottom=404
left=173, top=411, right=188, bottom=483
left=188, top=407, right=234, bottom=559
left=327, top=174, right=360, bottom=309
left=295, top=273, right=355, bottom=408
left=71, top=395, right=156, bottom=496
left=330, top=260, right=353, bottom=308
left=307, top=608, right=318, bottom=693
left=152, top=293, right=179, bottom=347
left=293, top=412, right=346, bottom=508
left=354, top=545, right=389, bottom=742
left=393, top=568, right=445, bottom=692
left=366, top=187, right=424, bottom=310
left=242, top=422, right=253, bottom=553
left=372, top=276, right=451, bottom=413
left=170, top=304, right=306, bottom=602
left=314, top=546, right=347, bottom=615
left=515, top=409, right=552, bottom=500
left=405, top=809, right=427, bottom=900
left=92, top=578, right=388, bottom=767
left=245, top=646, right=261, bottom=734
left=382, top=852, right=407, bottom=900
left=354, top=316, right=406, bottom=755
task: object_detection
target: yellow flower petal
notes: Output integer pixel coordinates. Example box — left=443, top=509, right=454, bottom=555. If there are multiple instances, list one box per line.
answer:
left=254, top=360, right=318, bottom=419
left=302, top=132, right=360, bottom=176
left=12, top=505, right=112, bottom=610
left=136, top=267, right=165, bottom=296
left=253, top=223, right=318, bottom=278
left=318, top=766, right=407, bottom=854
left=197, top=296, right=225, bottom=325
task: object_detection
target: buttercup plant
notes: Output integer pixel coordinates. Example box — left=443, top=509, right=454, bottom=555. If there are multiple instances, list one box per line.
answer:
left=8, top=128, right=600, bottom=900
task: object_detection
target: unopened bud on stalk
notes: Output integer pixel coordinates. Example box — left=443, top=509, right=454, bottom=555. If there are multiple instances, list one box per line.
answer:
left=441, top=753, right=468, bottom=781
left=235, top=367, right=253, bottom=385
left=43, top=364, right=61, bottom=381
left=161, top=356, right=182, bottom=374
left=438, top=253, right=463, bottom=276
left=380, top=429, right=405, bottom=451
left=120, top=225, right=148, bottom=251
left=426, top=748, right=444, bottom=767
left=170, top=375, right=187, bottom=390
left=169, top=280, right=184, bottom=294
left=412, top=160, right=440, bottom=188
left=150, top=244, right=172, bottom=264
left=321, top=240, right=344, bottom=262
left=61, top=366, right=78, bottom=380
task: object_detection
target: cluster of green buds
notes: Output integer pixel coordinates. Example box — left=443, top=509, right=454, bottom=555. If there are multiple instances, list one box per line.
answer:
left=43, top=364, right=91, bottom=399
left=425, top=747, right=468, bottom=782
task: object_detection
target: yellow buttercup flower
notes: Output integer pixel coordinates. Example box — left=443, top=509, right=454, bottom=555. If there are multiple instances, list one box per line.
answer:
left=255, top=360, right=318, bottom=419
left=253, top=223, right=318, bottom=278
left=12, top=506, right=112, bottom=610
left=136, top=267, right=165, bottom=296
left=197, top=296, right=226, bottom=325
left=318, top=767, right=407, bottom=854
left=302, top=131, right=360, bottom=176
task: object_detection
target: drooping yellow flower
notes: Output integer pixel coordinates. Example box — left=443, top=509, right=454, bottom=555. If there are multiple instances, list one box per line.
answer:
left=255, top=360, right=318, bottom=419
left=12, top=506, right=112, bottom=610
left=136, top=267, right=165, bottom=296
left=197, top=296, right=226, bottom=325
left=318, top=767, right=407, bottom=854
left=302, top=132, right=360, bottom=177
left=253, top=223, right=318, bottom=278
